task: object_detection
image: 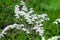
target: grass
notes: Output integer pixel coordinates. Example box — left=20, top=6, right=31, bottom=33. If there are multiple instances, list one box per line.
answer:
left=0, top=0, right=60, bottom=40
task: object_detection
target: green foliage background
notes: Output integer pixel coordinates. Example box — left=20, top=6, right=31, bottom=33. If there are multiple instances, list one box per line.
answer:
left=0, top=0, right=60, bottom=40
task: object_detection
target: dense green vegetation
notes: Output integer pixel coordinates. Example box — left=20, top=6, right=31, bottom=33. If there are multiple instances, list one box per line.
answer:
left=0, top=0, right=60, bottom=40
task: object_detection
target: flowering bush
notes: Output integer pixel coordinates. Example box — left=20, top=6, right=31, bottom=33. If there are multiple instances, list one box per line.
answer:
left=0, top=0, right=60, bottom=40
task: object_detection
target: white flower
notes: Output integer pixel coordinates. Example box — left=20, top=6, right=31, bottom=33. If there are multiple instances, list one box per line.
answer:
left=22, top=5, right=28, bottom=11
left=42, top=14, right=47, bottom=17
left=26, top=19, right=32, bottom=24
left=40, top=14, right=47, bottom=19
left=38, top=15, right=41, bottom=18
left=20, top=0, right=25, bottom=5
left=0, top=34, right=4, bottom=38
left=56, top=19, right=60, bottom=22
left=32, top=26, right=44, bottom=37
left=10, top=25, right=16, bottom=29
left=28, top=8, right=34, bottom=14
left=40, top=19, right=44, bottom=22
left=16, top=24, right=23, bottom=29
left=30, top=8, right=33, bottom=10
left=53, top=19, right=60, bottom=24
left=37, top=24, right=43, bottom=27
left=15, top=13, right=19, bottom=16
left=24, top=14, right=31, bottom=19
left=20, top=24, right=24, bottom=27
left=22, top=28, right=30, bottom=34
left=19, top=11, right=26, bottom=16
left=15, top=5, right=19, bottom=10
left=36, top=21, right=39, bottom=24
left=48, top=36, right=60, bottom=40
left=31, top=18, right=35, bottom=21
left=33, top=16, right=38, bottom=19
left=3, top=26, right=10, bottom=32
left=45, top=18, right=50, bottom=21
left=0, top=23, right=25, bottom=38
left=53, top=21, right=58, bottom=24
left=15, top=5, right=19, bottom=13
left=42, top=36, right=45, bottom=40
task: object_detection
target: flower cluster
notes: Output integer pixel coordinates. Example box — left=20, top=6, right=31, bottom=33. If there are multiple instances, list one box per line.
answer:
left=32, top=24, right=44, bottom=36
left=0, top=23, right=30, bottom=38
left=48, top=36, right=60, bottom=40
left=0, top=0, right=50, bottom=39
left=41, top=36, right=45, bottom=40
left=15, top=0, right=50, bottom=37
left=53, top=19, right=60, bottom=24
left=15, top=1, right=49, bottom=24
left=14, top=0, right=50, bottom=37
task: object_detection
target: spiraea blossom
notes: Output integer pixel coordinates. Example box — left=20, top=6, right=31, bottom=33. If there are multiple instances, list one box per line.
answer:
left=0, top=23, right=30, bottom=38
left=32, top=26, right=44, bottom=36
left=15, top=0, right=50, bottom=24
left=22, top=28, right=30, bottom=34
left=53, top=19, right=60, bottom=24
left=14, top=0, right=50, bottom=37
left=48, top=36, right=60, bottom=40
left=0, top=0, right=50, bottom=39
left=41, top=36, right=45, bottom=40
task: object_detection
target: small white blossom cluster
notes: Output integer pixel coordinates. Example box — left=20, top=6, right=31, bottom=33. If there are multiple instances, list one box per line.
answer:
left=14, top=0, right=49, bottom=24
left=41, top=36, right=45, bottom=40
left=22, top=28, right=30, bottom=34
left=48, top=36, right=60, bottom=40
left=14, top=0, right=50, bottom=37
left=53, top=19, right=60, bottom=24
left=0, top=23, right=30, bottom=38
left=32, top=24, right=44, bottom=36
